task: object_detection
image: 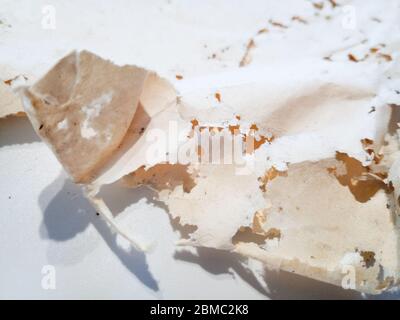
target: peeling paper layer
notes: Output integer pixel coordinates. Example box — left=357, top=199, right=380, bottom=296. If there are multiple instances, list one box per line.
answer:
left=22, top=40, right=400, bottom=295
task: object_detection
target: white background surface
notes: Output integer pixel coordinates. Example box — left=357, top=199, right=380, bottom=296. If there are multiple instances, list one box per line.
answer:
left=0, top=0, right=399, bottom=299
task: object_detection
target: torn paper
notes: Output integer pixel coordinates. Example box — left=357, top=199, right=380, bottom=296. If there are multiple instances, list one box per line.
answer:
left=21, top=48, right=400, bottom=294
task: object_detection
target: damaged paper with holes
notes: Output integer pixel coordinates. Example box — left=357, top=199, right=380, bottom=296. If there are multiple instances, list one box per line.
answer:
left=21, top=48, right=400, bottom=294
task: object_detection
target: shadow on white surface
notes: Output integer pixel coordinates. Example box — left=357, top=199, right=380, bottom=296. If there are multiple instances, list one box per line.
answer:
left=39, top=174, right=159, bottom=291
left=262, top=268, right=400, bottom=300
left=175, top=245, right=400, bottom=299
left=175, top=248, right=269, bottom=296
left=263, top=269, right=362, bottom=300
left=0, top=116, right=40, bottom=145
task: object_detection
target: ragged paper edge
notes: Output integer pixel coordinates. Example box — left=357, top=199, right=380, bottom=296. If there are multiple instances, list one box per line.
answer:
left=21, top=50, right=400, bottom=294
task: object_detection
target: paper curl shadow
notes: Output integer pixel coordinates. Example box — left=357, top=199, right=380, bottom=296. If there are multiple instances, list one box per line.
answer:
left=174, top=248, right=269, bottom=296
left=174, top=247, right=400, bottom=300
left=0, top=116, right=40, bottom=146
left=39, top=174, right=159, bottom=292
left=263, top=268, right=399, bottom=300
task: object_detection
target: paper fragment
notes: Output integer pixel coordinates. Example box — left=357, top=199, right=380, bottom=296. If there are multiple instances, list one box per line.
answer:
left=23, top=51, right=148, bottom=183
